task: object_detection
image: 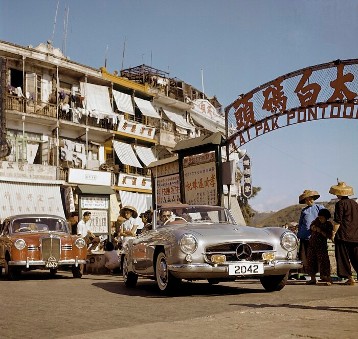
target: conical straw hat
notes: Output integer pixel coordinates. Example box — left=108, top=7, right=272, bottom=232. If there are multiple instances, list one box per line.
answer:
left=329, top=182, right=354, bottom=196
left=299, top=190, right=320, bottom=204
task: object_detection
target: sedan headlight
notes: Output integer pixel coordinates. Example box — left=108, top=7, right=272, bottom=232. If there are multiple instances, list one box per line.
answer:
left=75, top=237, right=86, bottom=249
left=179, top=234, right=198, bottom=254
left=280, top=232, right=298, bottom=251
left=15, top=239, right=26, bottom=250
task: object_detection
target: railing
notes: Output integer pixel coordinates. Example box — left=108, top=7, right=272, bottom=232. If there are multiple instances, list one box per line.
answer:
left=6, top=94, right=57, bottom=118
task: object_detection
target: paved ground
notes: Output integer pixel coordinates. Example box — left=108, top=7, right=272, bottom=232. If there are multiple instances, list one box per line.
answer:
left=0, top=271, right=357, bottom=339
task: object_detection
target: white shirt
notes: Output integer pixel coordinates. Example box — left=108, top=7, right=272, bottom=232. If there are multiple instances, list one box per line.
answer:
left=77, top=219, right=92, bottom=237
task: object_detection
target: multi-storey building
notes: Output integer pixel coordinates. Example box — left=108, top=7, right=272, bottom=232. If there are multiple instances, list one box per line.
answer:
left=0, top=40, right=243, bottom=234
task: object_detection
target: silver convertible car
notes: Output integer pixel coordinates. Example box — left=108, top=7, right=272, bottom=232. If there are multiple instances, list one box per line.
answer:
left=122, top=204, right=302, bottom=294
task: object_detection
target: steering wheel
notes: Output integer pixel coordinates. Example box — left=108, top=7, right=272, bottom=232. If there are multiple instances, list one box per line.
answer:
left=164, top=216, right=188, bottom=225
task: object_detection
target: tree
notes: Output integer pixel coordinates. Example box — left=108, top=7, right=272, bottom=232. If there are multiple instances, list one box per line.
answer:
left=238, top=186, right=261, bottom=224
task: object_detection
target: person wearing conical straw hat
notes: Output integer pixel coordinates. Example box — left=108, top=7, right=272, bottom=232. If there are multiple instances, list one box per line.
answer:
left=119, top=205, right=139, bottom=247
left=297, top=189, right=325, bottom=281
left=329, top=181, right=358, bottom=286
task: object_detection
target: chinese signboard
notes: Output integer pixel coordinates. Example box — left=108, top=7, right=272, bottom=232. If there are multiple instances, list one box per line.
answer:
left=80, top=196, right=110, bottom=234
left=241, top=154, right=252, bottom=199
left=152, top=159, right=181, bottom=205
left=0, top=161, right=57, bottom=181
left=183, top=152, right=218, bottom=205
left=226, top=60, right=358, bottom=146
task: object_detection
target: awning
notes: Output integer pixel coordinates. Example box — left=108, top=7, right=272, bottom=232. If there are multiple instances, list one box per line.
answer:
left=118, top=190, right=152, bottom=215
left=113, top=140, right=143, bottom=168
left=134, top=145, right=158, bottom=166
left=134, top=97, right=161, bottom=118
left=77, top=185, right=114, bottom=195
left=80, top=82, right=118, bottom=123
left=0, top=181, right=65, bottom=219
left=163, top=109, right=195, bottom=130
left=112, top=90, right=135, bottom=115
left=190, top=110, right=225, bottom=134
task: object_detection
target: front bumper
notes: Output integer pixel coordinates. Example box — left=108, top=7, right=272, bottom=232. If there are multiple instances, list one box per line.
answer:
left=168, top=260, right=302, bottom=279
left=9, top=258, right=86, bottom=268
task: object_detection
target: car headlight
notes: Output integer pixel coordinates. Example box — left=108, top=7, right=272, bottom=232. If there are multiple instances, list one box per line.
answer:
left=179, top=234, right=198, bottom=254
left=75, top=237, right=86, bottom=249
left=15, top=239, right=26, bottom=250
left=280, top=232, right=298, bottom=252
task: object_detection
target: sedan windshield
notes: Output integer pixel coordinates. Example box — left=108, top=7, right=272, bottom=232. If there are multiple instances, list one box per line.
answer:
left=157, top=205, right=235, bottom=225
left=11, top=217, right=68, bottom=233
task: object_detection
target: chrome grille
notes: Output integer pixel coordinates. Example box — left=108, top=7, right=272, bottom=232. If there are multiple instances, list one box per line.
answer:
left=41, top=237, right=61, bottom=261
left=27, top=245, right=39, bottom=251
left=205, top=242, right=273, bottom=262
left=62, top=244, right=72, bottom=251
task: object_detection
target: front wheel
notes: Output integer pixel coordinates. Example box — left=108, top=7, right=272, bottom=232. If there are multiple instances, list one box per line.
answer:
left=260, top=273, right=288, bottom=292
left=72, top=266, right=82, bottom=279
left=4, top=258, right=21, bottom=281
left=155, top=251, right=181, bottom=294
left=122, top=255, right=138, bottom=288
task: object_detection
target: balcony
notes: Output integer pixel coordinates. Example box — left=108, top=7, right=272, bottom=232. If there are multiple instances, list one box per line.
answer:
left=6, top=94, right=57, bottom=118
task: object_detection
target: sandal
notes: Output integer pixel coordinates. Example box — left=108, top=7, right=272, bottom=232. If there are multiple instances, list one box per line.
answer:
left=344, top=278, right=355, bottom=286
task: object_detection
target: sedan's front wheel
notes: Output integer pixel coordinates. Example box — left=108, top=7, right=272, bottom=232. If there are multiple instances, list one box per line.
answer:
left=155, top=251, right=181, bottom=294
left=260, top=273, right=288, bottom=292
left=123, top=255, right=138, bottom=288
left=5, top=260, right=20, bottom=281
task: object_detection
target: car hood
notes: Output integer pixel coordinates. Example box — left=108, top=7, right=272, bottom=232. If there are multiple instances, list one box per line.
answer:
left=164, top=223, right=279, bottom=243
left=9, top=232, right=73, bottom=241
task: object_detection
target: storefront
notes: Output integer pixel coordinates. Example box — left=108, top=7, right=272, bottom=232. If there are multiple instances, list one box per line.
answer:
left=67, top=168, right=118, bottom=239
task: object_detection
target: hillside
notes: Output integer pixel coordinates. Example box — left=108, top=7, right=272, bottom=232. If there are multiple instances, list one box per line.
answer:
left=251, top=201, right=336, bottom=227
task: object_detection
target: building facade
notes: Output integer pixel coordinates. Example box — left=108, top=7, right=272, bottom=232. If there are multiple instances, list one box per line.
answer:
left=0, top=40, right=243, bottom=233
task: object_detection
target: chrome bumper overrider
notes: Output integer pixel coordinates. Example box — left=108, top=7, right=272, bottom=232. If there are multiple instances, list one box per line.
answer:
left=168, top=260, right=302, bottom=278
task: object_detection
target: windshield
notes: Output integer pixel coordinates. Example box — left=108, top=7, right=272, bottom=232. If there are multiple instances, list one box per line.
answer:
left=156, top=205, right=235, bottom=226
left=11, top=217, right=69, bottom=234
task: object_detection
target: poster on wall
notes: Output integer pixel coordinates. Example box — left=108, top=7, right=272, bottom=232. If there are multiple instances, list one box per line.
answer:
left=80, top=209, right=108, bottom=234
left=80, top=196, right=109, bottom=209
left=155, top=174, right=181, bottom=204
left=183, top=152, right=217, bottom=205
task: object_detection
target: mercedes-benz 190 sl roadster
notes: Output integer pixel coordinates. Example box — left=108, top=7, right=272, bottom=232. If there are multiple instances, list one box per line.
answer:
left=122, top=204, right=302, bottom=294
left=0, top=214, right=87, bottom=279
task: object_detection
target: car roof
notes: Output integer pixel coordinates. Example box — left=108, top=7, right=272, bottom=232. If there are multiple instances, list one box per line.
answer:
left=4, top=214, right=66, bottom=221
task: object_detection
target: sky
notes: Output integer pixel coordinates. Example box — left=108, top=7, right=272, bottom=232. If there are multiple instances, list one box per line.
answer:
left=1, top=0, right=358, bottom=212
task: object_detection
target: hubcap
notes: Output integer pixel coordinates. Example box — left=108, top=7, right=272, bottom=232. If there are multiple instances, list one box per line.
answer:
left=158, top=257, right=168, bottom=287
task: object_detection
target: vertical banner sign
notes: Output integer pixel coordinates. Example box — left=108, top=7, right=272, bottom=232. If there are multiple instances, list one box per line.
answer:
left=242, top=154, right=252, bottom=198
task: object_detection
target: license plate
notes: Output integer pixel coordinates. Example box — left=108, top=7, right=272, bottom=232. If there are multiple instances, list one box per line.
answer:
left=228, top=262, right=264, bottom=275
left=45, top=257, right=58, bottom=268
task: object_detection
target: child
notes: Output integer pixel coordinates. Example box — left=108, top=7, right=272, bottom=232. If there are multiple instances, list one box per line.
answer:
left=306, top=209, right=334, bottom=285
left=104, top=241, right=120, bottom=274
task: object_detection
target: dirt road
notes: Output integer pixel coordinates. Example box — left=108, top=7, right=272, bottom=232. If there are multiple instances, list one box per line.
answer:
left=1, top=271, right=357, bottom=338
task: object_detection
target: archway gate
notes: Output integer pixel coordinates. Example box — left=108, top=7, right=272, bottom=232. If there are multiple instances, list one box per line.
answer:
left=225, top=59, right=358, bottom=146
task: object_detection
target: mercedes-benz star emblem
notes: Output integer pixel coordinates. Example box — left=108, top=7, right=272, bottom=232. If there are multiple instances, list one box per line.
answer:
left=236, top=243, right=252, bottom=260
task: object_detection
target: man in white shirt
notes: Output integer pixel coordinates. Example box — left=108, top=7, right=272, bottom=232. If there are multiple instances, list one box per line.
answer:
left=77, top=211, right=99, bottom=251
left=77, top=211, right=93, bottom=238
